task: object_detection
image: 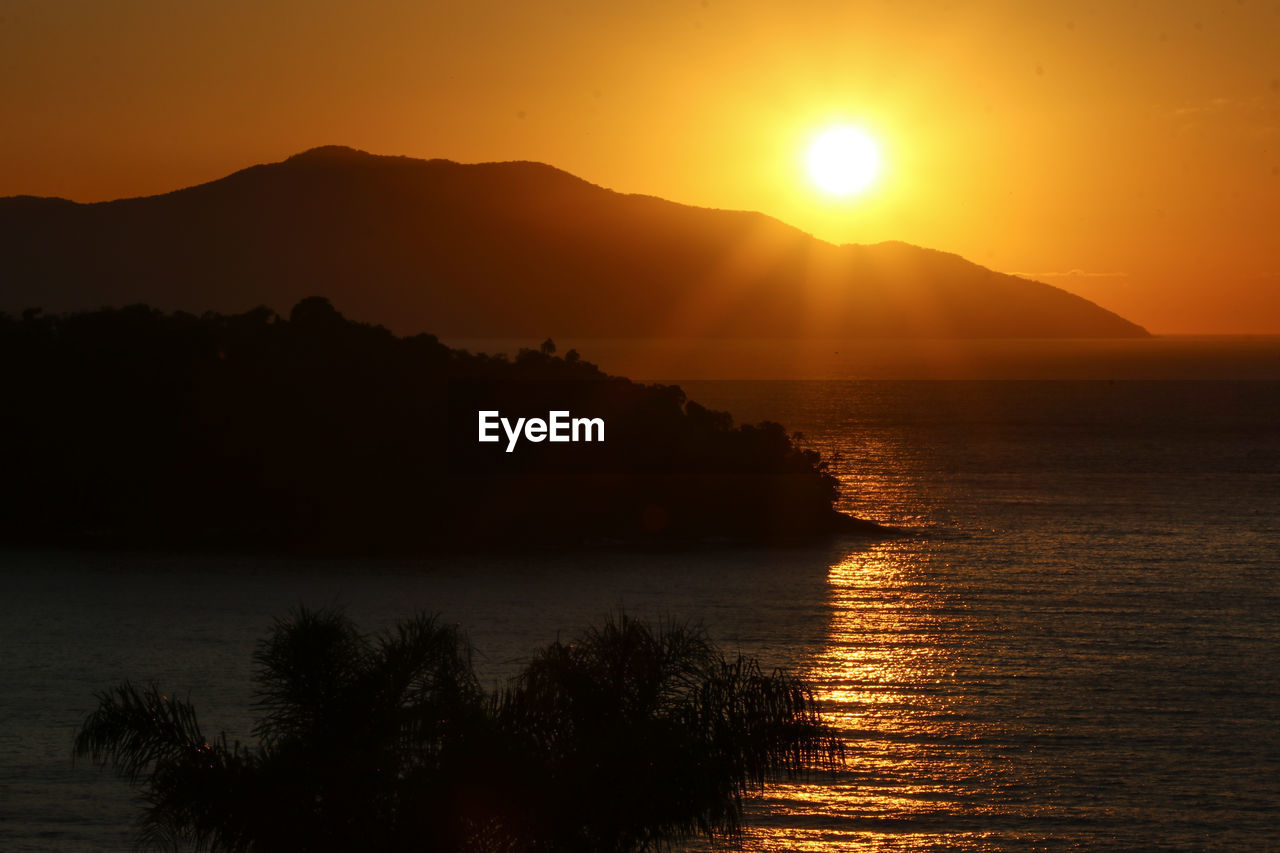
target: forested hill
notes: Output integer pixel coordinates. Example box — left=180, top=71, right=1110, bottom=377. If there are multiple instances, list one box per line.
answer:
left=0, top=299, right=875, bottom=552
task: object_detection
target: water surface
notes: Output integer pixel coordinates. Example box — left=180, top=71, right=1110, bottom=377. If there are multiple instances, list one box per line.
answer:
left=3, top=379, right=1278, bottom=850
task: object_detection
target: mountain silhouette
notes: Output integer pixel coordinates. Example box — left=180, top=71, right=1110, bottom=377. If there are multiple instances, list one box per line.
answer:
left=0, top=146, right=1147, bottom=338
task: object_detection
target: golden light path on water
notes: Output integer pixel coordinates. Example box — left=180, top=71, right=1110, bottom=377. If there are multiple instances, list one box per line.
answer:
left=730, top=540, right=1001, bottom=852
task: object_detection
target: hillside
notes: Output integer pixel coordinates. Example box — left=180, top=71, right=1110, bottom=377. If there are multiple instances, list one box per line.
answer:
left=0, top=299, right=871, bottom=550
left=0, top=146, right=1147, bottom=338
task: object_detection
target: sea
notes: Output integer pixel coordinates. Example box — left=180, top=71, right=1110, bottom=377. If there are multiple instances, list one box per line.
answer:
left=3, top=339, right=1279, bottom=850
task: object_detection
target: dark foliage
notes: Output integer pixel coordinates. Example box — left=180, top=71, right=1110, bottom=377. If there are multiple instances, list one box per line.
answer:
left=491, top=615, right=843, bottom=851
left=0, top=299, right=862, bottom=551
left=75, top=609, right=845, bottom=852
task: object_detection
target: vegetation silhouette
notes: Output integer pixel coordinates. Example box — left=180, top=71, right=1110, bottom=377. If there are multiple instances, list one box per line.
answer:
left=0, top=298, right=874, bottom=551
left=76, top=608, right=845, bottom=852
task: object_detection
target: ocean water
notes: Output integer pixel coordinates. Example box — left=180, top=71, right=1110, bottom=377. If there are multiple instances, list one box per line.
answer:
left=2, top=379, right=1279, bottom=850
left=682, top=380, right=1280, bottom=851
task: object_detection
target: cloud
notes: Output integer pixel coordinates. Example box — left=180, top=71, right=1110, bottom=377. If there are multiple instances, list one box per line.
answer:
left=1014, top=270, right=1130, bottom=280
left=1170, top=97, right=1235, bottom=118
left=1168, top=95, right=1280, bottom=138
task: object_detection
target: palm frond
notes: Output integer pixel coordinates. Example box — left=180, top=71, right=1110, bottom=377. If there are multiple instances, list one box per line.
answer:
left=251, top=605, right=368, bottom=745
left=74, top=682, right=263, bottom=852
left=74, top=682, right=211, bottom=785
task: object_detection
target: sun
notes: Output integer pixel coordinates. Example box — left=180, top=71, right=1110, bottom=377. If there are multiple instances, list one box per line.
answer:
left=807, top=127, right=880, bottom=196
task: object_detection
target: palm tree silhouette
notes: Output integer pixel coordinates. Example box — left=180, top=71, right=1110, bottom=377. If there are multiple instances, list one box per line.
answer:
left=491, top=614, right=844, bottom=851
left=76, top=609, right=843, bottom=852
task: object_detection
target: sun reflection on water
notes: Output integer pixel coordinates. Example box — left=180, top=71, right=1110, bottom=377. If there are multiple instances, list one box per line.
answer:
left=726, top=540, right=1006, bottom=852
left=811, top=542, right=953, bottom=725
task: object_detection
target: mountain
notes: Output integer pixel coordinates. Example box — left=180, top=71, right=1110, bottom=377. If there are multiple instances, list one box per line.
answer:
left=0, top=146, right=1147, bottom=338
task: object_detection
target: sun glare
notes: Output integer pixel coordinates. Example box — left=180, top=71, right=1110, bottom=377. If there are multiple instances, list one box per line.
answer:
left=807, top=127, right=880, bottom=196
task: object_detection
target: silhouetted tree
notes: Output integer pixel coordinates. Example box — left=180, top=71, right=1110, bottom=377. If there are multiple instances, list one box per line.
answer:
left=76, top=609, right=843, bottom=852
left=492, top=614, right=844, bottom=851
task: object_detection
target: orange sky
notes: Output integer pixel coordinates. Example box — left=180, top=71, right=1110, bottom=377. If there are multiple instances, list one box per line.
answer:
left=2, top=1, right=1277, bottom=334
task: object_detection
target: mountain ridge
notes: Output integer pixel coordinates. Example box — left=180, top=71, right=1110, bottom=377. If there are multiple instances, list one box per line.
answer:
left=0, top=146, right=1148, bottom=339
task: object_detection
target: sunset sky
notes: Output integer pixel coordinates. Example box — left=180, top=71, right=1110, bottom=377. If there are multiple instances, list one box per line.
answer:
left=3, top=0, right=1277, bottom=334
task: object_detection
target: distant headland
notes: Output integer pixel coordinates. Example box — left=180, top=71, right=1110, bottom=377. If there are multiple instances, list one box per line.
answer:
left=0, top=146, right=1147, bottom=340
left=0, top=299, right=881, bottom=552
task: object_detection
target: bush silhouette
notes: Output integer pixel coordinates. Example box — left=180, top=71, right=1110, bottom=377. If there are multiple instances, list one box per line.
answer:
left=76, top=609, right=844, bottom=852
